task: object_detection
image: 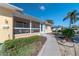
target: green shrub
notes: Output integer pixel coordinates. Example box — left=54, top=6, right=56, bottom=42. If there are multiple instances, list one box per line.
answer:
left=57, top=30, right=61, bottom=32
left=61, top=29, right=75, bottom=39
left=2, top=36, right=42, bottom=56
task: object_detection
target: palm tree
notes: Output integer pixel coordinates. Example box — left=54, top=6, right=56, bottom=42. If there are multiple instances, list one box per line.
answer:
left=63, top=10, right=79, bottom=28
left=46, top=19, right=54, bottom=24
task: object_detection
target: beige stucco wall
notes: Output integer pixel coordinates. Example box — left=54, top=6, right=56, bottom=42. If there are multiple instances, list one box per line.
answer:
left=0, top=7, right=14, bottom=42
left=45, top=25, right=52, bottom=33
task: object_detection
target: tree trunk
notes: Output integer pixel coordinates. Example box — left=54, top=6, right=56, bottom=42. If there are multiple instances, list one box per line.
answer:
left=73, top=22, right=76, bottom=29
left=69, top=20, right=72, bottom=29
left=64, top=37, right=69, bottom=41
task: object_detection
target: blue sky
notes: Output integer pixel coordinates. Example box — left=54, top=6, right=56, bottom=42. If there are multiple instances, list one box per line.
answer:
left=12, top=3, right=79, bottom=27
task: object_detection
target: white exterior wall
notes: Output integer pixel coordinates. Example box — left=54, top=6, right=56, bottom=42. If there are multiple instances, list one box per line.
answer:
left=42, top=24, right=46, bottom=33
left=45, top=25, right=52, bottom=33
left=41, top=24, right=52, bottom=33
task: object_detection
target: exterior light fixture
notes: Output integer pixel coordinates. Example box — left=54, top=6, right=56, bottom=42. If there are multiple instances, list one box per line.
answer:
left=2, top=19, right=9, bottom=29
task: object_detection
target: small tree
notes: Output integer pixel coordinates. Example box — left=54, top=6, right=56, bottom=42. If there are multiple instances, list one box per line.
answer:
left=61, top=29, right=75, bottom=41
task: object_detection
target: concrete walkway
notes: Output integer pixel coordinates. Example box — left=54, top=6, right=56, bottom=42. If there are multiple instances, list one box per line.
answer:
left=38, top=34, right=61, bottom=56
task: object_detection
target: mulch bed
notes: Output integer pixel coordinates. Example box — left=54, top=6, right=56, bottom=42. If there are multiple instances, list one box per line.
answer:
left=31, top=36, right=47, bottom=56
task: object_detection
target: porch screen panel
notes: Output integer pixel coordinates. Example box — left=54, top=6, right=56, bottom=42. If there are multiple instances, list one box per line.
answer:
left=14, top=29, right=30, bottom=34
left=32, top=22, right=40, bottom=28
left=14, top=21, right=30, bottom=34
left=31, top=21, right=40, bottom=33
left=14, top=21, right=30, bottom=28
left=31, top=28, right=40, bottom=33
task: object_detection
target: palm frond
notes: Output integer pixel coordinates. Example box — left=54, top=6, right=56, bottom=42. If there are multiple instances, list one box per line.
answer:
left=63, top=12, right=72, bottom=21
left=63, top=15, right=69, bottom=21
left=76, top=17, right=79, bottom=20
left=70, top=10, right=76, bottom=16
left=73, top=17, right=79, bottom=23
left=72, top=10, right=77, bottom=13
left=76, top=13, right=79, bottom=15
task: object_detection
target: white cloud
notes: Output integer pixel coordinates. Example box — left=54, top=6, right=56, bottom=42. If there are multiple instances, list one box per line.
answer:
left=40, top=5, right=45, bottom=11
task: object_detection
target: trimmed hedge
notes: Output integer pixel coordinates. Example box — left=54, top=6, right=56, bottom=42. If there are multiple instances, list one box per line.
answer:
left=2, top=36, right=43, bottom=56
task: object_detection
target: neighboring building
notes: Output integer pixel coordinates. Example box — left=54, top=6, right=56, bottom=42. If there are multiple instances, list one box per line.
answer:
left=0, top=4, right=52, bottom=42
left=52, top=26, right=62, bottom=31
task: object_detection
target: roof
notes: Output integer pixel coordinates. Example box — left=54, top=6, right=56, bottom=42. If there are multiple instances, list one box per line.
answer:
left=13, top=11, right=43, bottom=23
left=0, top=3, right=23, bottom=11
left=0, top=3, right=52, bottom=25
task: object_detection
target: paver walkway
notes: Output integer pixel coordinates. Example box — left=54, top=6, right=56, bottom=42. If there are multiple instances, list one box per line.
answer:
left=38, top=34, right=61, bottom=56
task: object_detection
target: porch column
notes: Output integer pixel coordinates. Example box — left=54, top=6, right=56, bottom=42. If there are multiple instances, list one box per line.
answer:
left=30, top=20, right=32, bottom=33
left=40, top=23, right=41, bottom=33
left=43, top=24, right=45, bottom=33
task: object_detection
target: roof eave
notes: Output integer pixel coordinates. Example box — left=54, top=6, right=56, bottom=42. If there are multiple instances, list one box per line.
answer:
left=8, top=4, right=23, bottom=11
left=0, top=3, right=23, bottom=11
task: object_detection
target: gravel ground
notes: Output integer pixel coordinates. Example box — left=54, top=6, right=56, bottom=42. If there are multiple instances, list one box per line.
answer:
left=58, top=43, right=75, bottom=56
left=56, top=37, right=79, bottom=56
